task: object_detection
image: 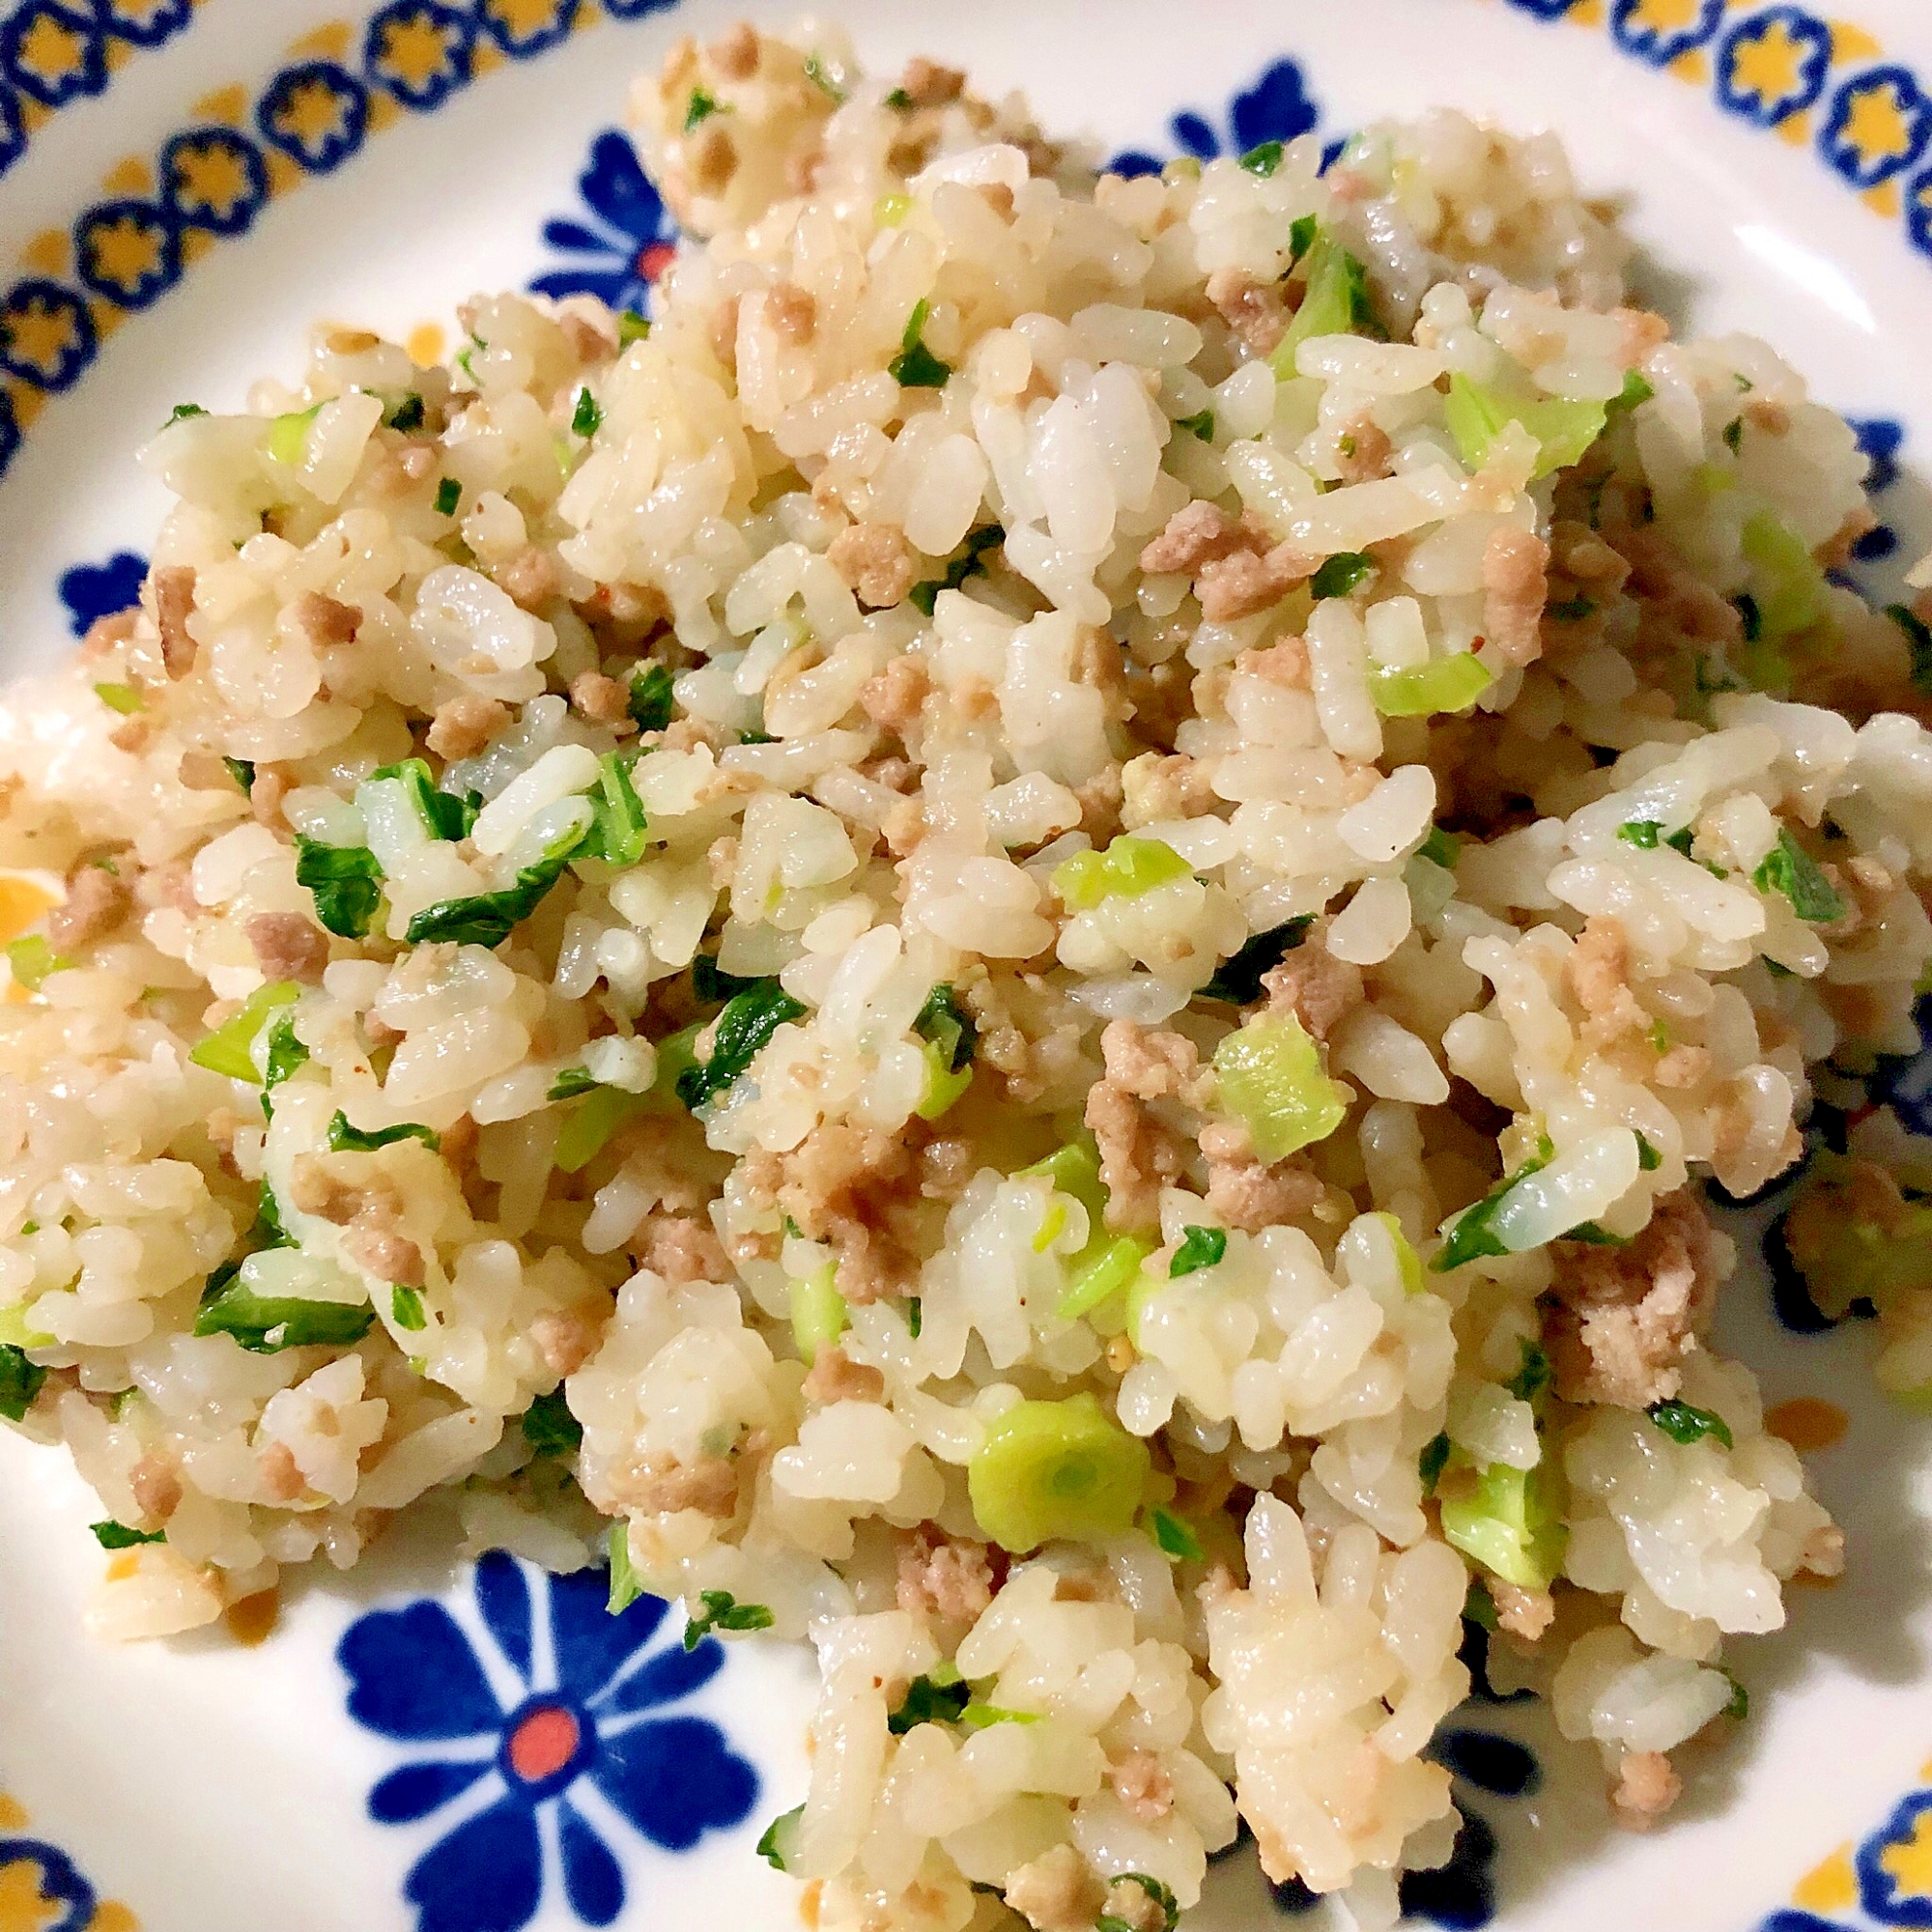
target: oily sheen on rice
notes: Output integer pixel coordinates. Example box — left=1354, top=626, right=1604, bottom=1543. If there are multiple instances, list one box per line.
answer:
left=1, top=20, right=1928, bottom=1930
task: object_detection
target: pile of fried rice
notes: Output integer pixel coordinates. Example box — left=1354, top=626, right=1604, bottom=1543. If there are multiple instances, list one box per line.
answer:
left=7, top=22, right=1932, bottom=1929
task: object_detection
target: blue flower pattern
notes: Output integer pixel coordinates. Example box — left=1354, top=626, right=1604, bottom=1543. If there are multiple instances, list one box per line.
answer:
left=531, top=129, right=679, bottom=316
left=1107, top=58, right=1321, bottom=180
left=339, top=1552, right=758, bottom=1932
left=58, top=551, right=146, bottom=636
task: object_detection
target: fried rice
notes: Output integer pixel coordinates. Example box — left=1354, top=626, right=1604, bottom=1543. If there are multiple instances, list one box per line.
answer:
left=4, top=20, right=1931, bottom=1928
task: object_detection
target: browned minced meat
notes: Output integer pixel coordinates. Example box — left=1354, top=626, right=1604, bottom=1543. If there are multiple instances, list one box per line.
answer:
left=615, top=1454, right=741, bottom=1519
left=639, top=1212, right=728, bottom=1285
left=895, top=1524, right=997, bottom=1623
left=747, top=1123, right=928, bottom=1304
left=1107, top=1750, right=1175, bottom=1822
left=245, top=911, right=328, bottom=984
left=342, top=1222, right=425, bottom=1289
left=559, top=311, right=614, bottom=363
left=1613, top=306, right=1671, bottom=364
left=529, top=1307, right=604, bottom=1377
left=128, top=1453, right=183, bottom=1523
left=498, top=546, right=559, bottom=611
left=1124, top=751, right=1218, bottom=821
left=569, top=670, right=632, bottom=724
left=1075, top=766, right=1124, bottom=843
left=828, top=521, right=917, bottom=610
left=859, top=653, right=929, bottom=732
left=1236, top=635, right=1313, bottom=690
left=153, top=565, right=197, bottom=676
left=1482, top=527, right=1550, bottom=668
left=427, top=695, right=510, bottom=760
left=288, top=1154, right=406, bottom=1236
left=1566, top=914, right=1648, bottom=1050
left=1614, top=526, right=1745, bottom=646
left=1097, top=1018, right=1214, bottom=1108
left=1201, top=1122, right=1325, bottom=1234
left=290, top=589, right=361, bottom=648
left=801, top=1345, right=886, bottom=1406
left=897, top=55, right=966, bottom=105
left=1546, top=1191, right=1719, bottom=1408
left=1488, top=1578, right=1554, bottom=1642
left=45, top=865, right=128, bottom=952
left=1085, top=1073, right=1191, bottom=1234
left=1198, top=542, right=1317, bottom=624
left=1139, top=500, right=1266, bottom=577
left=1205, top=268, right=1292, bottom=357
left=82, top=609, right=138, bottom=659
left=1611, top=1749, right=1681, bottom=1831
left=250, top=767, right=293, bottom=829
left=1003, top=1847, right=1104, bottom=1932
left=1261, top=933, right=1363, bottom=1039
left=765, top=281, right=817, bottom=345
left=917, top=1136, right=976, bottom=1201
left=708, top=19, right=759, bottom=77
left=1336, top=415, right=1393, bottom=485
left=257, top=1440, right=305, bottom=1504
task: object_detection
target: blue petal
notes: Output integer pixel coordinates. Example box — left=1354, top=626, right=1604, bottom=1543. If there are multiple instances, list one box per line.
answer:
left=1172, top=111, right=1220, bottom=159
left=1398, top=1806, right=1497, bottom=1931
left=1431, top=1728, right=1539, bottom=1798
left=338, top=1601, right=504, bottom=1743
left=596, top=1636, right=722, bottom=1717
left=1106, top=150, right=1163, bottom=180
left=58, top=552, right=147, bottom=636
left=1231, top=60, right=1319, bottom=153
left=591, top=1716, right=758, bottom=1852
left=557, top=1801, right=625, bottom=1926
left=475, top=1551, right=534, bottom=1684
left=579, top=129, right=667, bottom=242
left=403, top=1795, right=544, bottom=1932
left=371, top=1758, right=494, bottom=1824
left=548, top=1563, right=667, bottom=1702
left=529, top=268, right=635, bottom=306
left=542, top=217, right=619, bottom=255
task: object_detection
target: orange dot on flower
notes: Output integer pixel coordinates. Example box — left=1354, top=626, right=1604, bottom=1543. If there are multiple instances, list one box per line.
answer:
left=507, top=1705, right=580, bottom=1783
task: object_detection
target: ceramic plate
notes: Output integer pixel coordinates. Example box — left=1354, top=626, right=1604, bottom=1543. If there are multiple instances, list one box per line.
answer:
left=6, top=2, right=1932, bottom=1927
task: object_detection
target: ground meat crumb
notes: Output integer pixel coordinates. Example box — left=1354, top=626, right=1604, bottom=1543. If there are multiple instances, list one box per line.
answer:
left=1139, top=500, right=1264, bottom=577
left=1099, top=1018, right=1214, bottom=1109
left=245, top=911, right=328, bottom=984
left=708, top=19, right=758, bottom=76
left=289, top=589, right=361, bottom=648
left=426, top=695, right=509, bottom=759
left=801, top=1346, right=887, bottom=1409
left=1204, top=1138, right=1325, bottom=1234
left=859, top=653, right=929, bottom=732
left=1489, top=1578, right=1555, bottom=1642
left=569, top=670, right=632, bottom=724
left=1611, top=1749, right=1681, bottom=1830
left=287, top=1153, right=402, bottom=1228
left=1107, top=1750, right=1175, bottom=1822
left=128, top=1454, right=183, bottom=1523
left=639, top=1213, right=729, bottom=1285
left=761, top=1122, right=926, bottom=1303
left=1198, top=542, right=1317, bottom=623
left=46, top=866, right=128, bottom=952
left=1003, top=1846, right=1104, bottom=1932
left=765, top=281, right=817, bottom=345
left=498, top=546, right=559, bottom=611
left=917, top=1136, right=975, bottom=1200
left=1547, top=1191, right=1719, bottom=1408
left=153, top=566, right=197, bottom=677
left=1337, top=415, right=1393, bottom=484
left=1482, top=526, right=1551, bottom=667
left=529, top=1307, right=604, bottom=1378
left=343, top=1223, right=425, bottom=1289
left=82, top=609, right=138, bottom=660
left=895, top=1528, right=996, bottom=1623
left=1085, top=1071, right=1191, bottom=1234
left=615, top=1455, right=740, bottom=1519
left=1205, top=268, right=1292, bottom=356
left=257, top=1441, right=305, bottom=1504
left=1261, top=934, right=1363, bottom=1040
left=897, top=55, right=966, bottom=105
left=829, top=522, right=917, bottom=610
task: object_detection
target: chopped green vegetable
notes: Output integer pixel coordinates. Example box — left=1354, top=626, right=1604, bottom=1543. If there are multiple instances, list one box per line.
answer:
left=677, top=979, right=807, bottom=1111
left=582, top=752, right=649, bottom=868
left=189, top=980, right=299, bottom=1082
left=1368, top=653, right=1493, bottom=718
left=684, top=87, right=720, bottom=131
left=6, top=935, right=71, bottom=991
left=1723, top=417, right=1745, bottom=453
left=548, top=1066, right=599, bottom=1102
left=916, top=1040, right=973, bottom=1121
left=572, top=386, right=602, bottom=439
left=164, top=402, right=208, bottom=427
left=387, top=393, right=425, bottom=432
left=193, top=1274, right=374, bottom=1353
left=883, top=87, right=914, bottom=111
left=756, top=1804, right=806, bottom=1871
left=1212, top=1013, right=1350, bottom=1162
left=389, top=1286, right=427, bottom=1330
left=1721, top=1671, right=1749, bottom=1721
left=1441, top=373, right=1608, bottom=480
left=803, top=50, right=843, bottom=100
left=404, top=824, right=582, bottom=948
left=1608, top=369, right=1655, bottom=415
left=1635, top=1132, right=1661, bottom=1173
left=1202, top=918, right=1312, bottom=1005
left=906, top=1296, right=922, bottom=1338
left=1173, top=409, right=1215, bottom=443
left=1419, top=1432, right=1451, bottom=1495
left=91, top=1520, right=164, bottom=1548
left=1417, top=827, right=1460, bottom=871
left=1439, top=1460, right=1568, bottom=1589
left=955, top=1702, right=1042, bottom=1731
left=607, top=1520, right=644, bottom=1614
left=889, top=1669, right=971, bottom=1733
left=1741, top=510, right=1827, bottom=640
left=1018, top=1141, right=1108, bottom=1225
left=1148, top=1505, right=1204, bottom=1561
left=94, top=682, right=142, bottom=716
left=1753, top=828, right=1847, bottom=924
left=618, top=309, right=651, bottom=346
left=522, top=1388, right=582, bottom=1456
left=790, top=1264, right=846, bottom=1365
left=1505, top=1337, right=1552, bottom=1406
left=1171, top=1226, right=1228, bottom=1277
left=1464, top=1578, right=1498, bottom=1630
left=1548, top=597, right=1596, bottom=622
left=1097, top=1874, right=1179, bottom=1932
left=434, top=476, right=462, bottom=516
left=295, top=836, right=384, bottom=939
left=554, top=1086, right=647, bottom=1174
left=1311, top=552, right=1376, bottom=600
left=691, top=954, right=754, bottom=1005
left=1646, top=1399, right=1734, bottom=1450
left=370, top=757, right=477, bottom=842
left=1287, top=213, right=1319, bottom=266
left=1432, top=1146, right=1552, bottom=1272
left=1885, top=604, right=1932, bottom=692
left=1057, top=1234, right=1155, bottom=1321
left=1618, top=819, right=1662, bottom=849
left=629, top=662, right=676, bottom=732
left=1272, top=230, right=1378, bottom=370
left=1239, top=140, right=1285, bottom=177
left=327, top=1111, right=440, bottom=1154
left=223, top=756, right=256, bottom=793
left=968, top=1391, right=1151, bottom=1552
left=268, top=403, right=322, bottom=466
left=1052, top=834, right=1192, bottom=910
left=683, top=1589, right=776, bottom=1649
left=913, top=982, right=977, bottom=1072
left=0, top=1343, right=46, bottom=1421
left=889, top=298, right=952, bottom=388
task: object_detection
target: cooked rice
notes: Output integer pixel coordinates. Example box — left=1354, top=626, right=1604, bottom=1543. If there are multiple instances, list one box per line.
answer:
left=5, top=21, right=1929, bottom=1925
